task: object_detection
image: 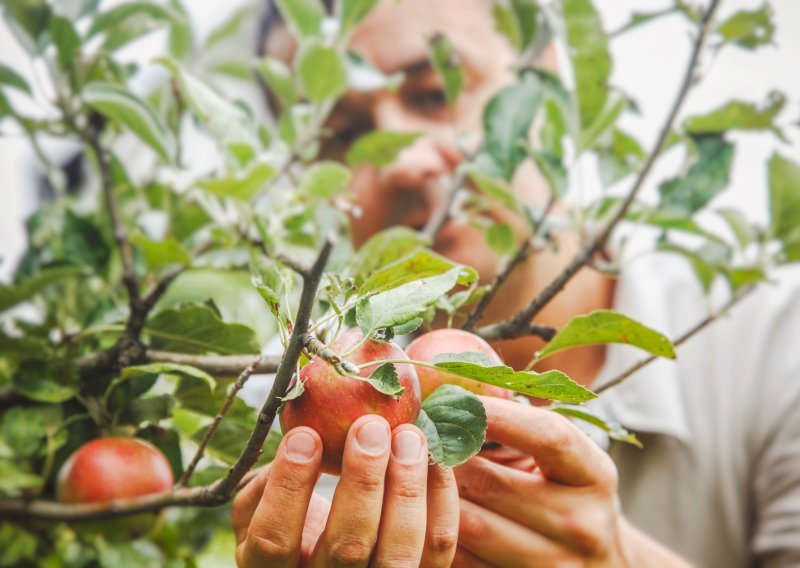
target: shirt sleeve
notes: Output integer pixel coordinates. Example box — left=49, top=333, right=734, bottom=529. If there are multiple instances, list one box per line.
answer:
left=750, top=372, right=800, bottom=567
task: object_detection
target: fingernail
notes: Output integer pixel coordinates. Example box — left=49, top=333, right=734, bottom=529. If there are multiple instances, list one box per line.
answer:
left=356, top=420, right=389, bottom=455
left=392, top=430, right=423, bottom=463
left=286, top=431, right=317, bottom=463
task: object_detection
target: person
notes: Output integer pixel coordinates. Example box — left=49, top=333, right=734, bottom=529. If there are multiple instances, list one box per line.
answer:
left=233, top=0, right=800, bottom=566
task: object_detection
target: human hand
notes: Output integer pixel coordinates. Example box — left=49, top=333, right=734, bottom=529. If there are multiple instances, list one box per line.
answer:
left=232, top=415, right=459, bottom=567
left=453, top=396, right=632, bottom=567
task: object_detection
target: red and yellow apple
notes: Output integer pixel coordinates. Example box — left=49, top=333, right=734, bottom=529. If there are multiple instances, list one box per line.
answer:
left=406, top=328, right=514, bottom=400
left=279, top=329, right=421, bottom=474
left=56, top=437, right=174, bottom=536
left=57, top=437, right=173, bottom=504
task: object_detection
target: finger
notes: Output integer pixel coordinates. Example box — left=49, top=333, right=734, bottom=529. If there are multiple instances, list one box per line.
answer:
left=458, top=499, right=581, bottom=567
left=310, top=415, right=391, bottom=568
left=371, top=425, right=429, bottom=567
left=479, top=396, right=616, bottom=487
left=451, top=547, right=492, bottom=568
left=300, top=493, right=332, bottom=565
left=232, top=464, right=272, bottom=545
left=239, top=427, right=322, bottom=568
left=456, top=456, right=615, bottom=557
left=419, top=465, right=459, bottom=567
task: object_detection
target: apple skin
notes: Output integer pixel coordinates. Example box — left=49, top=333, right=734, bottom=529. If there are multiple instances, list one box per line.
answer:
left=279, top=329, right=421, bottom=474
left=57, top=437, right=173, bottom=504
left=406, top=329, right=514, bottom=401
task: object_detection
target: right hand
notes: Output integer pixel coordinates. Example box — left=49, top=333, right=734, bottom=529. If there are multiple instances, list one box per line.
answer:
left=232, top=415, right=460, bottom=567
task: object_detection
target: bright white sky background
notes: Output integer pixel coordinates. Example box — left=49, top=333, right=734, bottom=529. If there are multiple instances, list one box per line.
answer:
left=1, top=0, right=798, bottom=282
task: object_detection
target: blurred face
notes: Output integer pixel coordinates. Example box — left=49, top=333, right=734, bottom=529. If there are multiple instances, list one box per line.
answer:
left=268, top=0, right=550, bottom=283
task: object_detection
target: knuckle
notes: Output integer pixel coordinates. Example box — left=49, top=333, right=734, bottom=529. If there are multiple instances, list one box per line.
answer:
left=270, top=471, right=307, bottom=495
left=348, top=469, right=385, bottom=494
left=559, top=508, right=612, bottom=558
left=459, top=507, right=489, bottom=542
left=390, top=476, right=425, bottom=502
left=328, top=538, right=374, bottom=567
left=246, top=531, right=293, bottom=563
left=376, top=547, right=421, bottom=568
left=461, top=461, right=504, bottom=498
left=426, top=525, right=459, bottom=556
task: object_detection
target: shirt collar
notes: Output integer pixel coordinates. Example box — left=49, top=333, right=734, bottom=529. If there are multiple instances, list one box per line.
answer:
left=587, top=253, right=692, bottom=445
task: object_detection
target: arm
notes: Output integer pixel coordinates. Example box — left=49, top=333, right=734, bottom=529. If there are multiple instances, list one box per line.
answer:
left=231, top=414, right=460, bottom=567
left=454, top=396, right=692, bottom=567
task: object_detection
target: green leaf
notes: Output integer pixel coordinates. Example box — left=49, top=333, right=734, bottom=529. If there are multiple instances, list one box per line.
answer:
left=274, top=0, right=325, bottom=38
left=598, top=129, right=645, bottom=187
left=295, top=39, right=347, bottom=103
left=359, top=249, right=473, bottom=295
left=467, top=168, right=520, bottom=211
left=428, top=33, right=464, bottom=107
left=205, top=5, right=252, bottom=48
left=537, top=310, right=676, bottom=361
left=197, top=161, right=274, bottom=201
left=716, top=207, right=754, bottom=249
left=137, top=425, right=183, bottom=479
left=254, top=57, right=298, bottom=108
left=145, top=304, right=260, bottom=355
left=0, top=64, right=31, bottom=95
left=2, top=407, right=45, bottom=458
left=88, top=1, right=183, bottom=38
left=364, top=363, right=405, bottom=398
left=251, top=259, right=285, bottom=318
left=430, top=355, right=596, bottom=403
left=131, top=234, right=190, bottom=271
left=0, top=522, right=37, bottom=565
left=351, top=226, right=427, bottom=286
left=49, top=15, right=80, bottom=75
left=511, top=0, right=539, bottom=50
left=481, top=72, right=543, bottom=180
left=563, top=0, right=612, bottom=129
left=768, top=153, right=800, bottom=261
left=159, top=59, right=258, bottom=153
left=83, top=82, right=176, bottom=162
left=356, top=269, right=461, bottom=334
left=551, top=405, right=642, bottom=448
left=168, top=0, right=192, bottom=59
left=486, top=222, right=516, bottom=256
left=658, top=135, right=734, bottom=215
left=2, top=0, right=51, bottom=55
left=346, top=131, right=422, bottom=167
left=579, top=92, right=627, bottom=152
left=12, top=361, right=78, bottom=403
left=121, top=363, right=216, bottom=390
left=0, top=461, right=42, bottom=495
left=416, top=385, right=487, bottom=467
left=0, top=265, right=84, bottom=312
left=717, top=4, right=774, bottom=50
left=119, top=394, right=174, bottom=425
left=684, top=91, right=785, bottom=137
left=341, top=0, right=380, bottom=32
left=493, top=3, right=521, bottom=50
left=299, top=161, right=351, bottom=199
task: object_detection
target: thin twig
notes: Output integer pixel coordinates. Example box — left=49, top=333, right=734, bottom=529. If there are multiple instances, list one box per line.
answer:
left=463, top=198, right=556, bottom=331
left=84, top=129, right=139, bottom=310
left=476, top=321, right=557, bottom=342
left=178, top=356, right=264, bottom=487
left=422, top=155, right=477, bottom=241
left=595, top=285, right=756, bottom=395
left=212, top=237, right=333, bottom=498
left=146, top=351, right=281, bottom=375
left=474, top=0, right=723, bottom=341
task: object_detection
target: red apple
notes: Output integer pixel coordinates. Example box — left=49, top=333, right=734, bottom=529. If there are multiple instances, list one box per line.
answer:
left=279, top=329, right=421, bottom=474
left=57, top=437, right=173, bottom=504
left=406, top=328, right=514, bottom=400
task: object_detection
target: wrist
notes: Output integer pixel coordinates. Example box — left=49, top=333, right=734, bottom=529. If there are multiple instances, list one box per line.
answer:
left=618, top=517, right=693, bottom=568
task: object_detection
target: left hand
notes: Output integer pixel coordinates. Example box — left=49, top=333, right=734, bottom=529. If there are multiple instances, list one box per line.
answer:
left=453, top=396, right=631, bottom=567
